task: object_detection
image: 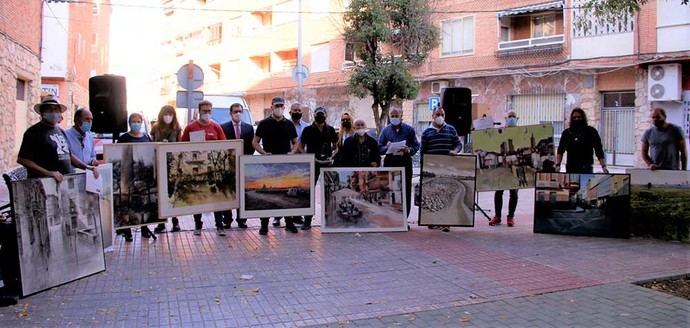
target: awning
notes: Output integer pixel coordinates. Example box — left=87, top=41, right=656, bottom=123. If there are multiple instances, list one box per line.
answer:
left=497, top=1, right=564, bottom=18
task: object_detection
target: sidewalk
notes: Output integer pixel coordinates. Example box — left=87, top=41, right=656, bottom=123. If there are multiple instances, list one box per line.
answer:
left=0, top=190, right=688, bottom=327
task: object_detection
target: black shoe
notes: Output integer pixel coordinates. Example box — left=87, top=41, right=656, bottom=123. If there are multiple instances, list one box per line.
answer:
left=0, top=296, right=17, bottom=307
left=154, top=224, right=166, bottom=233
left=441, top=226, right=450, bottom=232
left=286, top=225, right=298, bottom=233
left=259, top=228, right=268, bottom=235
left=223, top=223, right=232, bottom=229
left=292, top=217, right=304, bottom=225
left=141, top=227, right=152, bottom=239
left=272, top=218, right=281, bottom=227
left=300, top=225, right=311, bottom=231
left=171, top=225, right=181, bottom=232
left=124, top=234, right=133, bottom=242
left=238, top=222, right=248, bottom=229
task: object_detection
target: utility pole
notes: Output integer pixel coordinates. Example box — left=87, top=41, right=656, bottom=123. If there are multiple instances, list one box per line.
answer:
left=297, top=0, right=303, bottom=100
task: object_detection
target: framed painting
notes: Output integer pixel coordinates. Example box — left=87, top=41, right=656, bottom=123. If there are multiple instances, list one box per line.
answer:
left=321, top=167, right=408, bottom=233
left=96, top=163, right=114, bottom=249
left=12, top=174, right=106, bottom=296
left=239, top=154, right=315, bottom=218
left=103, top=143, right=165, bottom=228
left=157, top=140, right=243, bottom=217
left=418, top=154, right=476, bottom=227
left=473, top=124, right=555, bottom=191
left=534, top=172, right=630, bottom=238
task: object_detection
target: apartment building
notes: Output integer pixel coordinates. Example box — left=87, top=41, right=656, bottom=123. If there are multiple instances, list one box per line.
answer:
left=159, top=0, right=690, bottom=168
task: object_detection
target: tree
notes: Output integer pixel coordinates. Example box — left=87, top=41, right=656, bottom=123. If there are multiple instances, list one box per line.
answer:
left=577, top=0, right=688, bottom=31
left=343, top=0, right=439, bottom=133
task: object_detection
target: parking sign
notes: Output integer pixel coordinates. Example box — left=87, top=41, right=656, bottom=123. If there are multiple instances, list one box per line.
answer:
left=428, top=96, right=441, bottom=112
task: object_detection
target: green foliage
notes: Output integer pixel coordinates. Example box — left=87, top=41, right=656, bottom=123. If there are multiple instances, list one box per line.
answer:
left=577, top=1, right=689, bottom=32
left=630, top=187, right=690, bottom=242
left=343, top=0, right=439, bottom=132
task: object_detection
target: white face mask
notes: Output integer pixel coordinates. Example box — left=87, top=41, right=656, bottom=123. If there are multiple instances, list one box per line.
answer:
left=390, top=117, right=401, bottom=126
left=434, top=116, right=445, bottom=126
left=273, top=108, right=283, bottom=117
left=356, top=128, right=368, bottom=136
left=200, top=113, right=211, bottom=122
left=163, top=115, right=173, bottom=124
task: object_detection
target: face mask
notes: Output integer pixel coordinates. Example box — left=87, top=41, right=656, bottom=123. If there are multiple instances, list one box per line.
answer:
left=130, top=123, right=143, bottom=132
left=291, top=112, right=302, bottom=121
left=342, top=121, right=352, bottom=129
left=434, top=116, right=445, bottom=126
left=42, top=112, right=61, bottom=125
left=200, top=113, right=211, bottom=122
left=273, top=108, right=283, bottom=117
left=571, top=119, right=585, bottom=128
left=315, top=115, right=326, bottom=124
left=390, top=117, right=401, bottom=126
left=163, top=115, right=173, bottom=124
left=653, top=120, right=665, bottom=128
left=506, top=117, right=518, bottom=127
left=80, top=121, right=92, bottom=132
left=356, top=128, right=368, bottom=136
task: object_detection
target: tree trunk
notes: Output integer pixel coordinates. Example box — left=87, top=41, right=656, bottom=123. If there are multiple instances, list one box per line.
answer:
left=372, top=100, right=381, bottom=135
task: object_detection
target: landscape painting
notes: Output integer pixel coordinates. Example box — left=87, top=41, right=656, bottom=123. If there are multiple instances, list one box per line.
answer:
left=103, top=143, right=164, bottom=228
left=239, top=154, right=315, bottom=218
left=473, top=124, right=555, bottom=191
left=12, top=174, right=106, bottom=296
left=627, top=169, right=690, bottom=241
left=321, top=167, right=408, bottom=233
left=157, top=140, right=242, bottom=217
left=419, top=154, right=476, bottom=227
left=534, top=173, right=630, bottom=238
left=97, top=163, right=114, bottom=249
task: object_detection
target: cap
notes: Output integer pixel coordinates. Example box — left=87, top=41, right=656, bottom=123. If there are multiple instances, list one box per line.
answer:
left=33, top=94, right=67, bottom=114
left=271, top=96, right=285, bottom=105
left=314, top=107, right=326, bottom=115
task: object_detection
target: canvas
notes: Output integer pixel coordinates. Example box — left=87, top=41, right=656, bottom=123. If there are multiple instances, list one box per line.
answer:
left=157, top=140, right=243, bottom=217
left=534, top=172, right=630, bottom=238
left=97, top=164, right=114, bottom=249
left=418, top=154, right=476, bottom=227
left=12, top=174, right=106, bottom=296
left=321, top=167, right=408, bottom=233
left=473, top=124, right=555, bottom=191
left=239, top=154, right=315, bottom=218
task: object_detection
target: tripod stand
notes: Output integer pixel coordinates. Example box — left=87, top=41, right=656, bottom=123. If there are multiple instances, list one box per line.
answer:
left=473, top=203, right=491, bottom=221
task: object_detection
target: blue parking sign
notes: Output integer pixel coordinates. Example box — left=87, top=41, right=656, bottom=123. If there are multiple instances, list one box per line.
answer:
left=428, top=96, right=441, bottom=112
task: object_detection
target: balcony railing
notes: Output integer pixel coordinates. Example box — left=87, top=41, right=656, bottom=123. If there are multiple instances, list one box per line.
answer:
left=498, top=34, right=565, bottom=51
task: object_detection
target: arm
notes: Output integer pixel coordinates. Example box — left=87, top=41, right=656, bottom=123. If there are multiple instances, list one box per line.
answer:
left=180, top=126, right=190, bottom=142
left=252, top=135, right=269, bottom=155
left=17, top=157, right=64, bottom=182
left=451, top=129, right=461, bottom=155
left=678, top=138, right=687, bottom=170
left=369, top=138, right=381, bottom=167
left=216, top=124, right=226, bottom=140
left=555, top=129, right=568, bottom=168
left=378, top=128, right=389, bottom=154
left=640, top=142, right=655, bottom=170
left=592, top=128, right=607, bottom=173
left=407, top=126, right=420, bottom=155
left=290, top=138, right=301, bottom=153
left=88, top=136, right=98, bottom=165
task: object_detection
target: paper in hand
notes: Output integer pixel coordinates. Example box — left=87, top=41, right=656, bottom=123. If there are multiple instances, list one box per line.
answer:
left=386, top=141, right=407, bottom=155
left=190, top=130, right=206, bottom=142
left=86, top=169, right=103, bottom=194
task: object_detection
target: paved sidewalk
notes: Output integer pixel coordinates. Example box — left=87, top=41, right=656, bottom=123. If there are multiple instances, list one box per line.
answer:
left=0, top=190, right=688, bottom=327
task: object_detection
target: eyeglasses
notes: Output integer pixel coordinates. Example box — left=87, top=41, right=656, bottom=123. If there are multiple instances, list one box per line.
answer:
left=508, top=115, right=516, bottom=118
left=232, top=111, right=243, bottom=114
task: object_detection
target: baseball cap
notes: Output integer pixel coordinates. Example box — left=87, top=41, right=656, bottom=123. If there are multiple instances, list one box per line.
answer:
left=271, top=96, right=285, bottom=105
left=314, top=107, right=326, bottom=115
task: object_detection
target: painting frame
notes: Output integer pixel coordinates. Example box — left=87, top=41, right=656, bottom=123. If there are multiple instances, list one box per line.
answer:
left=239, top=154, right=315, bottom=218
left=12, top=173, right=106, bottom=297
left=473, top=124, right=555, bottom=192
left=96, top=163, right=115, bottom=249
left=418, top=154, right=477, bottom=227
left=157, top=140, right=243, bottom=217
left=321, top=167, right=408, bottom=233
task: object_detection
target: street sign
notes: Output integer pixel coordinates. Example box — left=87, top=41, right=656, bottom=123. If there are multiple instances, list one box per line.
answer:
left=176, top=91, right=204, bottom=109
left=428, top=96, right=441, bottom=112
left=292, top=64, right=309, bottom=84
left=176, top=63, right=204, bottom=90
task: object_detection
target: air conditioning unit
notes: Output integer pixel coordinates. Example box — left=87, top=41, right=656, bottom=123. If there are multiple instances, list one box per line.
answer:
left=648, top=63, right=682, bottom=101
left=431, top=80, right=448, bottom=94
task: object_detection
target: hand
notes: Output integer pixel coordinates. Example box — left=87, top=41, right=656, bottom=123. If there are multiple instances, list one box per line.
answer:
left=370, top=162, right=378, bottom=167
left=449, top=150, right=459, bottom=156
left=649, top=163, right=657, bottom=171
left=92, top=168, right=100, bottom=179
left=554, top=165, right=561, bottom=173
left=287, top=151, right=294, bottom=155
left=401, top=146, right=410, bottom=154
left=602, top=166, right=609, bottom=174
left=263, top=152, right=272, bottom=155
left=50, top=171, right=64, bottom=183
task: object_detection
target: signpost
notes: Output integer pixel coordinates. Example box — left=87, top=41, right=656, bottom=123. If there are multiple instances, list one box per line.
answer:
left=177, top=61, right=204, bottom=122
left=428, top=96, right=441, bottom=112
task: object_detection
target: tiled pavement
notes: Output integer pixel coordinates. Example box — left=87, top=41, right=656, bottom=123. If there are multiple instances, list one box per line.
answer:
left=0, top=187, right=688, bottom=327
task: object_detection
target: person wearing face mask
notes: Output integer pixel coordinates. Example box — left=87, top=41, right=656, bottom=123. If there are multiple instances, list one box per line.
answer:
left=180, top=100, right=229, bottom=237
left=65, top=108, right=98, bottom=166
left=18, top=95, right=98, bottom=182
left=341, top=120, right=381, bottom=168
left=556, top=108, right=607, bottom=174
left=378, top=107, right=420, bottom=216
left=275, top=102, right=310, bottom=227
left=641, top=108, right=687, bottom=171
left=489, top=112, right=521, bottom=227
left=253, top=96, right=301, bottom=235
left=333, top=112, right=356, bottom=166
left=151, top=105, right=183, bottom=233
left=296, top=107, right=338, bottom=230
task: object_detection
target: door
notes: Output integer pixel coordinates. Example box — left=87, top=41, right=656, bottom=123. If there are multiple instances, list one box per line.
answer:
left=600, top=92, right=635, bottom=166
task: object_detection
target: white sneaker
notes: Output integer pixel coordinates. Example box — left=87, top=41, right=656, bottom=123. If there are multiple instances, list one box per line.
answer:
left=216, top=228, right=226, bottom=236
left=193, top=228, right=202, bottom=236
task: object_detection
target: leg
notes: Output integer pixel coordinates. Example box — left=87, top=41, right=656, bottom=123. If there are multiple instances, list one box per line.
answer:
left=193, top=214, right=203, bottom=235
left=171, top=217, right=180, bottom=232
left=507, top=189, right=518, bottom=227
left=284, top=217, right=298, bottom=233
left=236, top=210, right=248, bottom=229
left=404, top=158, right=413, bottom=216
left=214, top=211, right=227, bottom=236
left=272, top=217, right=281, bottom=227
left=259, top=218, right=269, bottom=235
left=120, top=228, right=133, bottom=242
left=222, top=210, right=233, bottom=229
left=490, top=190, right=504, bottom=226
left=301, top=215, right=312, bottom=230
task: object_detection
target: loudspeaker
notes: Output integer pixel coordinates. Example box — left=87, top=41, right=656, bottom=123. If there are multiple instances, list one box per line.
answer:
left=442, top=87, right=472, bottom=136
left=89, top=75, right=127, bottom=134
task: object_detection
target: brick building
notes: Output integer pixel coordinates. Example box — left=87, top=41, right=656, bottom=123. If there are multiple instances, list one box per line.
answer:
left=159, top=0, right=690, bottom=168
left=0, top=0, right=43, bottom=174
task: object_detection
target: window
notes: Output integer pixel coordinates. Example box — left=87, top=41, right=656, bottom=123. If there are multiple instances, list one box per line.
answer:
left=441, top=16, right=474, bottom=56
left=207, top=23, right=222, bottom=46
left=603, top=92, right=635, bottom=108
left=344, top=43, right=355, bottom=62
left=532, top=14, right=556, bottom=38
left=311, top=43, right=330, bottom=73
left=16, top=79, right=26, bottom=101
left=273, top=0, right=298, bottom=26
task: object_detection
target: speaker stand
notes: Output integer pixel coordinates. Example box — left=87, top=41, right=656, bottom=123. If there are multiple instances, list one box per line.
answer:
left=473, top=203, right=491, bottom=221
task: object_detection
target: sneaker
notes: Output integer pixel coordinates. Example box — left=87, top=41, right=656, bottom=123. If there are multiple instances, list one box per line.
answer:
left=441, top=226, right=450, bottom=232
left=154, top=224, right=166, bottom=233
left=171, top=225, right=181, bottom=232
left=0, top=296, right=17, bottom=307
left=259, top=228, right=268, bottom=235
left=272, top=218, right=281, bottom=227
left=216, top=228, right=226, bottom=236
left=292, top=217, right=305, bottom=225
left=507, top=216, right=515, bottom=227
left=141, top=227, right=152, bottom=239
left=193, top=228, right=202, bottom=236
left=489, top=216, right=501, bottom=226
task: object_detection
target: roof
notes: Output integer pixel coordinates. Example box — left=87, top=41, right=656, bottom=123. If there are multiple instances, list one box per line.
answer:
left=497, top=1, right=564, bottom=18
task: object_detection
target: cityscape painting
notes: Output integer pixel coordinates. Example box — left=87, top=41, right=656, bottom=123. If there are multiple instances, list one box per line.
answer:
left=12, top=174, right=106, bottom=296
left=473, top=124, right=555, bottom=191
left=534, top=172, right=630, bottom=238
left=239, top=154, right=315, bottom=218
left=419, top=154, right=476, bottom=227
left=321, top=167, right=408, bottom=233
left=104, top=143, right=165, bottom=228
left=157, top=140, right=242, bottom=217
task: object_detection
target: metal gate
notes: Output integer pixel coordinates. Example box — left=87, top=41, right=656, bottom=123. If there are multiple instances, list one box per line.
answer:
left=510, top=94, right=566, bottom=145
left=600, top=92, right=635, bottom=166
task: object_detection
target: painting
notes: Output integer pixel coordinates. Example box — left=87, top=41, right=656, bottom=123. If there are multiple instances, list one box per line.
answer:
left=157, top=140, right=243, bottom=217
left=96, top=164, right=114, bottom=249
left=12, top=174, right=106, bottom=296
left=239, top=154, right=315, bottom=218
left=418, top=154, right=476, bottom=227
left=534, top=173, right=630, bottom=238
left=321, top=167, right=407, bottom=233
left=103, top=143, right=164, bottom=228
left=473, top=124, right=555, bottom=191
left=627, top=169, right=690, bottom=240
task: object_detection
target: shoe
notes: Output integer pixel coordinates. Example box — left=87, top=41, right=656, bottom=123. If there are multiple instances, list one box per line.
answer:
left=238, top=222, right=248, bottom=229
left=301, top=225, right=311, bottom=231
left=141, top=227, right=152, bottom=239
left=489, top=216, right=501, bottom=226
left=0, top=296, right=17, bottom=307
left=124, top=234, right=133, bottom=242
left=223, top=223, right=232, bottom=229
left=193, top=228, right=202, bottom=236
left=427, top=225, right=437, bottom=229
left=259, top=228, right=268, bottom=235
left=154, top=224, right=166, bottom=233
left=272, top=218, right=281, bottom=227
left=441, top=226, right=450, bottom=232
left=286, top=225, right=298, bottom=233
left=216, top=228, right=226, bottom=236
left=292, top=217, right=304, bottom=225
left=507, top=216, right=515, bottom=227
left=171, top=225, right=181, bottom=232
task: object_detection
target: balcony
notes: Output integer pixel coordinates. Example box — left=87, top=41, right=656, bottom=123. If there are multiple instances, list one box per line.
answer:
left=498, top=34, right=564, bottom=51
left=496, top=1, right=564, bottom=57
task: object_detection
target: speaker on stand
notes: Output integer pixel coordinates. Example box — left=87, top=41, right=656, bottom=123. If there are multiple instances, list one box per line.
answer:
left=89, top=74, right=128, bottom=135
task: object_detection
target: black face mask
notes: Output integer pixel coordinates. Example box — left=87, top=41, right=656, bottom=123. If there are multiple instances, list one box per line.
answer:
left=291, top=113, right=302, bottom=121
left=653, top=120, right=665, bottom=128
left=315, top=115, right=326, bottom=124
left=571, top=119, right=585, bottom=129
left=342, top=121, right=351, bottom=129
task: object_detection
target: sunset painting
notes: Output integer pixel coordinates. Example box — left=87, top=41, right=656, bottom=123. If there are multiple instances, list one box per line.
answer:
left=239, top=154, right=315, bottom=218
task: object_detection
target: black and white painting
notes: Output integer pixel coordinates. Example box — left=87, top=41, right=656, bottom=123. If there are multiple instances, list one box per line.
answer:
left=12, top=174, right=106, bottom=296
left=419, top=154, right=476, bottom=227
left=97, top=163, right=114, bottom=249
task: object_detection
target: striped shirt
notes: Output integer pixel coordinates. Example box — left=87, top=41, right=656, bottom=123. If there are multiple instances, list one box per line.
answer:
left=421, top=124, right=461, bottom=155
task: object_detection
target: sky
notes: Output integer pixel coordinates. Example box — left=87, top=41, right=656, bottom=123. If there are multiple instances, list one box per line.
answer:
left=244, top=163, right=311, bottom=189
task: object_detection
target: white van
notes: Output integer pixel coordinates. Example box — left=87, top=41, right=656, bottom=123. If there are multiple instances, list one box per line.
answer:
left=202, top=94, right=254, bottom=126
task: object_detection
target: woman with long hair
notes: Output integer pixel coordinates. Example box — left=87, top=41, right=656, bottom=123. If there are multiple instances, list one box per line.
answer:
left=556, top=108, right=608, bottom=174
left=333, top=112, right=356, bottom=166
left=150, top=105, right=182, bottom=233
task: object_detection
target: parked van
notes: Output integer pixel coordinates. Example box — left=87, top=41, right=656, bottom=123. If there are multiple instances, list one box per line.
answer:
left=203, top=94, right=254, bottom=126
